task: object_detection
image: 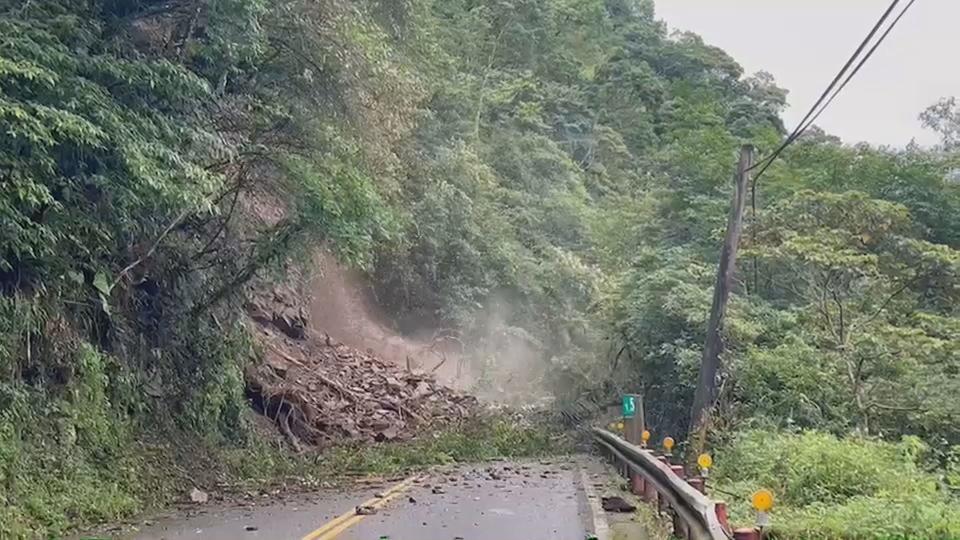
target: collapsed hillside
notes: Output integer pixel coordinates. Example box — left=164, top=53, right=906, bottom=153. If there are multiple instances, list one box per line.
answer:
left=305, top=251, right=471, bottom=389
left=244, top=282, right=478, bottom=451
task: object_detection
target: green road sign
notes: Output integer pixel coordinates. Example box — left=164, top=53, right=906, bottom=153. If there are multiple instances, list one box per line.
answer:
left=622, top=395, right=636, bottom=418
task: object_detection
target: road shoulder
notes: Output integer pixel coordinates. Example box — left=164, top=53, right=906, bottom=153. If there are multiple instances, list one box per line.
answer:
left=580, top=456, right=671, bottom=540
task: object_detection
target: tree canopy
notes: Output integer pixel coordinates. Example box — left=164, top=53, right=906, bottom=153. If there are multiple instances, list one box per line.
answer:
left=1, top=0, right=959, bottom=536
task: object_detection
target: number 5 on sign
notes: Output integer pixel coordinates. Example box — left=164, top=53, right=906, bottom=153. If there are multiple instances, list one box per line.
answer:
left=622, top=395, right=636, bottom=418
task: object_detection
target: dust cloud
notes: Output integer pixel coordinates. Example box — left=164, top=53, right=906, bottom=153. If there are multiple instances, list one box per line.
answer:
left=308, top=252, right=470, bottom=388
left=458, top=296, right=554, bottom=406
left=307, top=252, right=553, bottom=405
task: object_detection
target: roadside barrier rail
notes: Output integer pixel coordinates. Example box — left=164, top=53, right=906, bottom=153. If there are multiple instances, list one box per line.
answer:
left=592, top=427, right=732, bottom=540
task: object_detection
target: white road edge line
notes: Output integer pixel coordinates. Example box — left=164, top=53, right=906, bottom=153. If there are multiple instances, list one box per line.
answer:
left=580, top=467, right=612, bottom=540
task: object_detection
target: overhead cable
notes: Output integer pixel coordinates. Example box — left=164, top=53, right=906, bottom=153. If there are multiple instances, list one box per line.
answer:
left=750, top=0, right=918, bottom=182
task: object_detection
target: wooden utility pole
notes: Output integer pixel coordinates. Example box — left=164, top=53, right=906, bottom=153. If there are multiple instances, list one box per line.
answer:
left=689, top=145, right=755, bottom=455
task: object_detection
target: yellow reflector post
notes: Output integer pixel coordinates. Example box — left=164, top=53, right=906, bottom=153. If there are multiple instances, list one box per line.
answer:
left=697, top=453, right=713, bottom=470
left=616, top=421, right=624, bottom=431
left=752, top=489, right=774, bottom=512
left=641, top=430, right=651, bottom=442
left=663, top=436, right=675, bottom=452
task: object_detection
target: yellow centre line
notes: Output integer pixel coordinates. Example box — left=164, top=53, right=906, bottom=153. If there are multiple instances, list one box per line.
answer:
left=301, top=474, right=422, bottom=540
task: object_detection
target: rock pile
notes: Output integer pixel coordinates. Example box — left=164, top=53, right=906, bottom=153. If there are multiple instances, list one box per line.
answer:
left=244, top=316, right=478, bottom=451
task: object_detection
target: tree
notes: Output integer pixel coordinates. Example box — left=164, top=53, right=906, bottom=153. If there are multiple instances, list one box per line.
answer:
left=744, top=190, right=960, bottom=436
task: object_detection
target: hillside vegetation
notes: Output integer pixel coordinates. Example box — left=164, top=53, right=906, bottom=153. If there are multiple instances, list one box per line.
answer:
left=1, top=0, right=959, bottom=537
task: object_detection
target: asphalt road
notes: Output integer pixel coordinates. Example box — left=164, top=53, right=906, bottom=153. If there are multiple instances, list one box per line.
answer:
left=109, top=458, right=612, bottom=540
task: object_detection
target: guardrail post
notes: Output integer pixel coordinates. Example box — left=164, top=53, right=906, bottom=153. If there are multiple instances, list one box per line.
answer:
left=653, top=454, right=669, bottom=512
left=688, top=477, right=706, bottom=494
left=642, top=458, right=658, bottom=502
left=733, top=528, right=761, bottom=540
left=631, top=469, right=644, bottom=495
left=668, top=463, right=689, bottom=536
left=715, top=501, right=731, bottom=531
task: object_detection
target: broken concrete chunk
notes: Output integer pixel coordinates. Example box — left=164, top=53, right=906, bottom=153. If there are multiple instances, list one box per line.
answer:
left=189, top=488, right=209, bottom=504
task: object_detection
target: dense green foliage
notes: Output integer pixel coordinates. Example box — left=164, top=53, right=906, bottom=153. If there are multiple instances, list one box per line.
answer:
left=216, top=414, right=565, bottom=494
left=715, top=430, right=960, bottom=539
left=371, top=0, right=789, bottom=398
left=0, top=0, right=408, bottom=535
left=0, top=0, right=958, bottom=537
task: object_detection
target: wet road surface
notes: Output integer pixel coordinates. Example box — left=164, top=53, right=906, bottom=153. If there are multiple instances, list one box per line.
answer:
left=115, top=485, right=384, bottom=540
left=343, top=461, right=591, bottom=540
left=107, top=458, right=610, bottom=540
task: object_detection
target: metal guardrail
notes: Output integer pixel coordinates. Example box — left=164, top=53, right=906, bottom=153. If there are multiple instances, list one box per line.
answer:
left=592, top=428, right=731, bottom=540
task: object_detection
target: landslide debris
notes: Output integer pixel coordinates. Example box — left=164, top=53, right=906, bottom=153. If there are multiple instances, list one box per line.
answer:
left=244, top=289, right=478, bottom=451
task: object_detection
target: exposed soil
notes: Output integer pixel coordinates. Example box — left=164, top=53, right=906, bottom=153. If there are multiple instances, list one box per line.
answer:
left=307, top=252, right=469, bottom=388
left=244, top=264, right=478, bottom=450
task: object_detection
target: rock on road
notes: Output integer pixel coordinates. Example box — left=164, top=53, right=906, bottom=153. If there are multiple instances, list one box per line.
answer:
left=112, top=457, right=621, bottom=540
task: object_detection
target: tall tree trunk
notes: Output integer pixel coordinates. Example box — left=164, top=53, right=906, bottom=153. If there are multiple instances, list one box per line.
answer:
left=689, top=145, right=755, bottom=455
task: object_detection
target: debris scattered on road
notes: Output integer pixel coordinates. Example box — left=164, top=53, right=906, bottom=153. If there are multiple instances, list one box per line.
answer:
left=408, top=496, right=417, bottom=504
left=356, top=505, right=378, bottom=516
left=600, top=496, right=636, bottom=513
left=432, top=486, right=445, bottom=494
left=244, top=525, right=259, bottom=532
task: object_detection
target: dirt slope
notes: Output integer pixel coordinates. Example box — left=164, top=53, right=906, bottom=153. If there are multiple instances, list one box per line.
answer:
left=244, top=263, right=477, bottom=450
left=307, top=252, right=469, bottom=388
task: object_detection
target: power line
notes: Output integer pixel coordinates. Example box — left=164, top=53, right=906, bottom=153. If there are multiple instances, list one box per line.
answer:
left=786, top=0, right=919, bottom=146
left=748, top=0, right=902, bottom=176
left=746, top=0, right=918, bottom=294
left=749, top=0, right=918, bottom=183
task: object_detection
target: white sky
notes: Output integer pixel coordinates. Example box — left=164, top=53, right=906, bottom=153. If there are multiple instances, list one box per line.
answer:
left=654, top=0, right=957, bottom=147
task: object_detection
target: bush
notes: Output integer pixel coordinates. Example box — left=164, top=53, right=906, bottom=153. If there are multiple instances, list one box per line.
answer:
left=714, top=430, right=960, bottom=539
left=316, top=416, right=566, bottom=476
left=0, top=346, right=143, bottom=538
left=214, top=414, right=569, bottom=496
